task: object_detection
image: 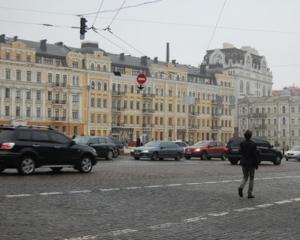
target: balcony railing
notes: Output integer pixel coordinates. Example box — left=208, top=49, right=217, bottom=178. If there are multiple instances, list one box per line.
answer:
left=112, top=91, right=126, bottom=96
left=142, top=108, right=155, bottom=113
left=142, top=93, right=155, bottom=98
left=112, top=107, right=125, bottom=112
left=51, top=117, right=67, bottom=121
left=52, top=82, right=67, bottom=88
left=52, top=99, right=67, bottom=104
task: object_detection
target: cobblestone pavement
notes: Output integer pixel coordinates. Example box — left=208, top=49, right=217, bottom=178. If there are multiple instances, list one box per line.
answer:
left=0, top=156, right=300, bottom=240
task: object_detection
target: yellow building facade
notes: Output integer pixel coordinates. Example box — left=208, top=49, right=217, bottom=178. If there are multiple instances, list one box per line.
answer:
left=0, top=35, right=235, bottom=143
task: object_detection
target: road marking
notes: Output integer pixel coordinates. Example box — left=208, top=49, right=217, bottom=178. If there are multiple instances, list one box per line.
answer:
left=275, top=200, right=293, bottom=205
left=185, top=182, right=202, bottom=185
left=64, top=235, right=98, bottom=240
left=220, top=180, right=232, bottom=183
left=124, top=186, right=142, bottom=190
left=256, top=203, right=274, bottom=208
left=292, top=198, right=300, bottom=201
left=39, top=192, right=63, bottom=196
left=183, top=216, right=205, bottom=223
left=208, top=212, right=229, bottom=217
left=100, top=188, right=120, bottom=192
left=144, top=185, right=162, bottom=188
left=166, top=183, right=182, bottom=187
left=5, top=194, right=32, bottom=198
left=112, top=229, right=137, bottom=236
left=234, top=207, right=256, bottom=212
left=204, top=181, right=217, bottom=184
left=148, top=222, right=175, bottom=230
left=69, top=190, right=91, bottom=194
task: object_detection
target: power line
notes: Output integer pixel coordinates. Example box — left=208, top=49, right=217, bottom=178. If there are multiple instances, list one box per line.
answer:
left=0, top=19, right=79, bottom=29
left=107, top=0, right=127, bottom=28
left=105, top=30, right=147, bottom=56
left=91, top=0, right=105, bottom=27
left=93, top=30, right=132, bottom=55
left=207, top=0, right=228, bottom=50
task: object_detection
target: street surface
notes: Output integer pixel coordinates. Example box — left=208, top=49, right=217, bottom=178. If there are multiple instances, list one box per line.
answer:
left=1, top=156, right=300, bottom=240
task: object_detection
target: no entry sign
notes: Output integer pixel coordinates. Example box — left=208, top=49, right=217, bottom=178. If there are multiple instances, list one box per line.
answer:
left=136, top=73, right=147, bottom=85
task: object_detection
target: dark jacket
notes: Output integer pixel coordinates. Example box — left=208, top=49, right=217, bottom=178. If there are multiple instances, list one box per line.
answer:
left=239, top=139, right=258, bottom=168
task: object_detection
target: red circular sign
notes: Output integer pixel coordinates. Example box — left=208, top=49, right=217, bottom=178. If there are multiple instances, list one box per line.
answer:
left=137, top=73, right=147, bottom=85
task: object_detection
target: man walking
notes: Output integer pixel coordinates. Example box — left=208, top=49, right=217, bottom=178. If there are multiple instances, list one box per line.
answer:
left=238, top=130, right=259, bottom=199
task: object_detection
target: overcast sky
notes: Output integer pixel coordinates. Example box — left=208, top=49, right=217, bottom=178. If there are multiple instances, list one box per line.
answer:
left=1, top=0, right=300, bottom=90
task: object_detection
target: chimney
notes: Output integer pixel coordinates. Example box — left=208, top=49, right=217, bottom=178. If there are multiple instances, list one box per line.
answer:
left=55, top=41, right=63, bottom=46
left=40, top=39, right=47, bottom=51
left=13, top=36, right=18, bottom=41
left=166, top=42, right=170, bottom=63
left=154, top=57, right=158, bottom=63
left=141, top=56, right=148, bottom=66
left=171, top=59, right=176, bottom=65
left=120, top=53, right=125, bottom=60
left=0, top=34, right=5, bottom=43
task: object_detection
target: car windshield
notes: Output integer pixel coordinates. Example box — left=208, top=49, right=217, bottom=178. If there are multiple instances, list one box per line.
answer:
left=194, top=141, right=210, bottom=147
left=144, top=141, right=161, bottom=147
left=227, top=138, right=244, bottom=147
left=290, top=146, right=300, bottom=151
left=74, top=136, right=89, bottom=145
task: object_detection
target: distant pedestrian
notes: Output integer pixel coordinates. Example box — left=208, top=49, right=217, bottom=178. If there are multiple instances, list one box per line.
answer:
left=136, top=137, right=142, bottom=147
left=238, top=130, right=259, bottom=199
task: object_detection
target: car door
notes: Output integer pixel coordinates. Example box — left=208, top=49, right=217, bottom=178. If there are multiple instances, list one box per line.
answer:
left=30, top=130, right=54, bottom=165
left=49, top=132, right=77, bottom=165
left=254, top=139, right=269, bottom=161
left=207, top=141, right=217, bottom=157
left=159, top=142, right=170, bottom=158
left=87, top=137, right=106, bottom=158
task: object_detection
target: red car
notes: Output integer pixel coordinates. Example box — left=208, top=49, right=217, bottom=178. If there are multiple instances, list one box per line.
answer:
left=184, top=140, right=227, bottom=160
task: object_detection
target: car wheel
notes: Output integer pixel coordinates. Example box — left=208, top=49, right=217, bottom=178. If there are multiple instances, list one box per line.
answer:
left=185, top=156, right=191, bottom=160
left=78, top=156, right=93, bottom=173
left=134, top=157, right=140, bottom=160
left=51, top=167, right=63, bottom=173
left=286, top=157, right=289, bottom=161
left=18, top=155, right=36, bottom=175
left=106, top=150, right=113, bottom=160
left=0, top=164, right=5, bottom=173
left=201, top=152, right=208, bottom=160
left=151, top=152, right=159, bottom=161
left=174, top=153, right=181, bottom=161
left=273, top=155, right=282, bottom=165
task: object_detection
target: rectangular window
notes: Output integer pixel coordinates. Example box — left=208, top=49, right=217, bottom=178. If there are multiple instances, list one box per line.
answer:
left=72, top=62, right=78, bottom=68
left=48, top=91, right=52, bottom=101
left=48, top=73, right=52, bottom=83
left=5, top=88, right=10, bottom=98
left=16, top=106, right=20, bottom=117
left=97, top=98, right=101, bottom=108
left=5, top=68, right=11, bottom=80
left=26, top=107, right=31, bottom=117
left=36, top=90, right=41, bottom=101
left=26, top=71, right=31, bottom=81
left=5, top=106, right=10, bottom=116
left=36, top=72, right=41, bottom=83
left=36, top=56, right=42, bottom=63
left=16, top=90, right=21, bottom=99
left=26, top=90, right=31, bottom=100
left=48, top=108, right=52, bottom=118
left=16, top=70, right=21, bottom=81
left=44, top=57, right=53, bottom=65
left=26, top=55, right=31, bottom=62
left=62, top=75, right=67, bottom=86
left=72, top=111, right=79, bottom=119
left=16, top=53, right=21, bottom=61
left=103, top=99, right=107, bottom=108
left=5, top=52, right=10, bottom=60
left=37, top=107, right=41, bottom=118
left=91, top=98, right=95, bottom=107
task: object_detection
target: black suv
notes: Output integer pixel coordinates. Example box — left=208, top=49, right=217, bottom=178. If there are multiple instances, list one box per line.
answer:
left=226, top=137, right=282, bottom=165
left=74, top=136, right=118, bottom=160
left=0, top=126, right=97, bottom=175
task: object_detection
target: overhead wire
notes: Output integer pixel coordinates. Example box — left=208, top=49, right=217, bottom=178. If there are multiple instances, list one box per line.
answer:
left=91, top=0, right=105, bottom=27
left=207, top=0, right=228, bottom=50
left=107, top=0, right=127, bottom=28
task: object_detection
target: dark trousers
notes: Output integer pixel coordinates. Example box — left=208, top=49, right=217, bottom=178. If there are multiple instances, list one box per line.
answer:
left=239, top=166, right=255, bottom=195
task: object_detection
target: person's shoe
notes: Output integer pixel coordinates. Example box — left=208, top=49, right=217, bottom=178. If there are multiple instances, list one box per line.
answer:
left=248, top=194, right=255, bottom=199
left=238, top=187, right=243, bottom=197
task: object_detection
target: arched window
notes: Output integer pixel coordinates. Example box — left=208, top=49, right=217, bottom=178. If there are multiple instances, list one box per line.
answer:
left=97, top=64, right=101, bottom=71
left=97, top=82, right=101, bottom=90
left=103, top=83, right=107, bottom=91
left=282, top=106, right=286, bottom=114
left=283, top=117, right=286, bottom=125
left=90, top=81, right=95, bottom=90
left=91, top=63, right=95, bottom=70
left=262, top=86, right=266, bottom=96
left=103, top=65, right=107, bottom=72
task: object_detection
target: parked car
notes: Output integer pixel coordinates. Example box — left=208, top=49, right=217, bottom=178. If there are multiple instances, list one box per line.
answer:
left=108, top=137, right=124, bottom=155
left=172, top=140, right=189, bottom=153
left=184, top=140, right=227, bottom=160
left=285, top=146, right=300, bottom=161
left=0, top=125, right=97, bottom=175
left=74, top=136, right=117, bottom=160
left=226, top=137, right=282, bottom=165
left=131, top=140, right=183, bottom=161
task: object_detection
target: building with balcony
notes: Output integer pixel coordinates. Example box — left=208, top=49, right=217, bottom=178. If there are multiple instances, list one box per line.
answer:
left=0, top=34, right=235, bottom=143
left=238, top=96, right=300, bottom=148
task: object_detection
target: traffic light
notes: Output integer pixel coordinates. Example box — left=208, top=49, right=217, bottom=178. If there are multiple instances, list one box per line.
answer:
left=80, top=17, right=87, bottom=40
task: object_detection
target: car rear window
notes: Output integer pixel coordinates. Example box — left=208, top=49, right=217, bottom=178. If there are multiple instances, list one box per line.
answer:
left=0, top=129, right=15, bottom=141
